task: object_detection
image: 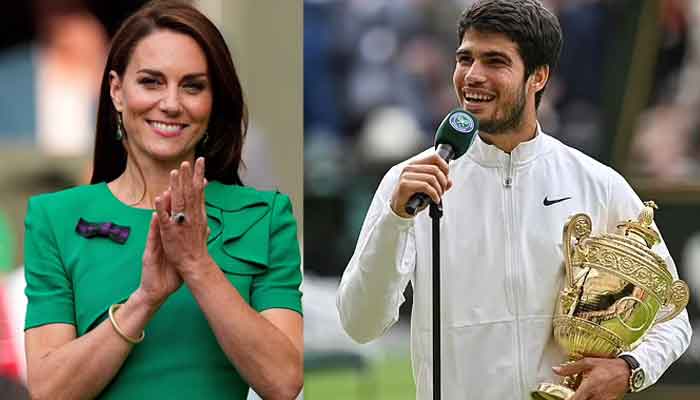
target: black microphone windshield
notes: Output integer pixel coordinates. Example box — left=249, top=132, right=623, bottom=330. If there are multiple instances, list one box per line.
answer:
left=434, top=109, right=478, bottom=160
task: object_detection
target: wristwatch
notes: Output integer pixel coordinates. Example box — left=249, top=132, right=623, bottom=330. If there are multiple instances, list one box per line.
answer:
left=619, top=354, right=645, bottom=392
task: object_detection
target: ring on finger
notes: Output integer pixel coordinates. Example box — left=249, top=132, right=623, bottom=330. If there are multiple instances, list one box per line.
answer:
left=172, top=212, right=187, bottom=224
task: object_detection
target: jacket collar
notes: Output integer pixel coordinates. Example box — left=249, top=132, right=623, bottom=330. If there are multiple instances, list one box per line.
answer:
left=204, top=181, right=270, bottom=211
left=466, top=122, right=550, bottom=167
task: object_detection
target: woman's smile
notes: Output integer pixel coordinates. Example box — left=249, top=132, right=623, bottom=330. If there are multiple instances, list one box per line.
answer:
left=146, top=119, right=189, bottom=138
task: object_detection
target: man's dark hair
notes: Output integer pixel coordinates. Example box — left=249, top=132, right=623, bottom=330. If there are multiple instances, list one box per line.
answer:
left=457, top=0, right=562, bottom=108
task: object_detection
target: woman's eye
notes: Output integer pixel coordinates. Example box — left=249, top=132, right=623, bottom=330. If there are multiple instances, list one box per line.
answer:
left=184, top=82, right=206, bottom=93
left=138, top=77, right=160, bottom=87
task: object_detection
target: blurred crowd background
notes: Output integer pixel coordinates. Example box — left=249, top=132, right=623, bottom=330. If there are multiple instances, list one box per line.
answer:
left=304, top=0, right=700, bottom=398
left=0, top=0, right=302, bottom=398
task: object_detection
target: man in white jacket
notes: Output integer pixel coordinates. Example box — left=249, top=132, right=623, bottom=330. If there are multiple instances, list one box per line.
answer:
left=336, top=0, right=692, bottom=399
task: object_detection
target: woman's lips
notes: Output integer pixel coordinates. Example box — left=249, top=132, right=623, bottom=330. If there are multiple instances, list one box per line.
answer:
left=147, top=120, right=187, bottom=137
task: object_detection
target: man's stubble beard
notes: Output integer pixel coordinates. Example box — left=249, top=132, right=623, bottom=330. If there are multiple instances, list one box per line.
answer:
left=479, top=83, right=526, bottom=135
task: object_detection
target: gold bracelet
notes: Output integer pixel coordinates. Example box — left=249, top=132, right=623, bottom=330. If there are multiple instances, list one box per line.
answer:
left=108, top=303, right=145, bottom=344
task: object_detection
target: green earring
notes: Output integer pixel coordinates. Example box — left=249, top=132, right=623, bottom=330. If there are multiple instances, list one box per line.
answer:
left=115, top=113, right=124, bottom=140
left=201, top=131, right=209, bottom=146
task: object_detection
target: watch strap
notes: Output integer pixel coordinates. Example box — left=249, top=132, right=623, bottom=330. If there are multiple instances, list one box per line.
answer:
left=619, top=354, right=639, bottom=369
left=619, top=354, right=644, bottom=392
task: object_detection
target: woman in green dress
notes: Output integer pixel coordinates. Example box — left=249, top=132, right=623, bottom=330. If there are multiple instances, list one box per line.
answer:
left=23, top=1, right=303, bottom=399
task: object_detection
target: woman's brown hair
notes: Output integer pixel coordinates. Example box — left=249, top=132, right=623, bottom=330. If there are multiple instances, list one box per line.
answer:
left=91, top=0, right=247, bottom=185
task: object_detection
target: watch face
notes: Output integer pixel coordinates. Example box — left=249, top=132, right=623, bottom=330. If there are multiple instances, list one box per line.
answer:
left=631, top=369, right=645, bottom=391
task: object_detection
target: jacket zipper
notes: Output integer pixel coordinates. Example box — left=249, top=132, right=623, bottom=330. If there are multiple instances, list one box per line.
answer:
left=503, top=154, right=525, bottom=393
left=504, top=155, right=513, bottom=187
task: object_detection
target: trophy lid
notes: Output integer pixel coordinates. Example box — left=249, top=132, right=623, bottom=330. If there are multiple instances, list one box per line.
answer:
left=616, top=201, right=661, bottom=248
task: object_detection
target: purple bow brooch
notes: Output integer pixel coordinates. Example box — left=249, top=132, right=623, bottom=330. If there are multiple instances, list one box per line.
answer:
left=76, top=218, right=130, bottom=244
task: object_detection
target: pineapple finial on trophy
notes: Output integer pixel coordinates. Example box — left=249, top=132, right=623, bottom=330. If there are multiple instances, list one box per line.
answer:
left=616, top=201, right=661, bottom=248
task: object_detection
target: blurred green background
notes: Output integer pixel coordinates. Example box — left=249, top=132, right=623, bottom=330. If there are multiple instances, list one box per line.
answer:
left=306, top=356, right=415, bottom=400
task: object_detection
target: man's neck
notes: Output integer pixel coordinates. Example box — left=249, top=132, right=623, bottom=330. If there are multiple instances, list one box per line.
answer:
left=478, top=119, right=538, bottom=154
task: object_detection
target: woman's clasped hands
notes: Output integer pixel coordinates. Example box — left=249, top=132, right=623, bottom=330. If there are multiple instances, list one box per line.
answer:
left=139, top=157, right=212, bottom=306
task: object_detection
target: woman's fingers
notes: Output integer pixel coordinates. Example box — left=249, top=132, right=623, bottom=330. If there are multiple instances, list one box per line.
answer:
left=154, top=160, right=210, bottom=273
left=161, top=160, right=208, bottom=234
left=192, top=158, right=205, bottom=207
left=194, top=158, right=207, bottom=219
left=170, top=159, right=206, bottom=223
left=194, top=157, right=205, bottom=187
left=143, top=213, right=160, bottom=262
left=170, top=169, right=184, bottom=214
left=154, top=195, right=170, bottom=226
left=180, top=161, right=194, bottom=207
left=162, top=189, right=172, bottom=212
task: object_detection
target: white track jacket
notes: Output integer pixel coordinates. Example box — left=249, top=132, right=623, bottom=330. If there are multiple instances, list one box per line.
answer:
left=337, top=128, right=691, bottom=399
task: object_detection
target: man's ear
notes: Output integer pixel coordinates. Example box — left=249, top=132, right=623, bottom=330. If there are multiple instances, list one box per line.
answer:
left=529, top=65, right=549, bottom=93
left=109, top=71, right=124, bottom=112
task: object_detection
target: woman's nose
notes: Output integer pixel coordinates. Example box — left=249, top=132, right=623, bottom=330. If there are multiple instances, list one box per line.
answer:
left=159, top=87, right=183, bottom=115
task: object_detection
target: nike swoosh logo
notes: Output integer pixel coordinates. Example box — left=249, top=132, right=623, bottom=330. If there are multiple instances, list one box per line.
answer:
left=543, top=196, right=572, bottom=206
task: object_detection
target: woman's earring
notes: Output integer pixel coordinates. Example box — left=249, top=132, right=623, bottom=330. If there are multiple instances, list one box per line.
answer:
left=201, top=131, right=209, bottom=146
left=115, top=113, right=124, bottom=140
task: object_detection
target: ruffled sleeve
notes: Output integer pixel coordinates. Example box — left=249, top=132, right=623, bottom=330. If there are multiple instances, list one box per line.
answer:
left=204, top=183, right=302, bottom=315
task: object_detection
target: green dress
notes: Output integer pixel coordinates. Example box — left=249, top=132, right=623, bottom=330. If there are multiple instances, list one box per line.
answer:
left=24, top=181, right=303, bottom=399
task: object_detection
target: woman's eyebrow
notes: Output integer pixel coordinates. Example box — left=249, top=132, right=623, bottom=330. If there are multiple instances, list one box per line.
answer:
left=136, top=69, right=207, bottom=80
left=136, top=68, right=164, bottom=77
left=182, top=73, right=208, bottom=80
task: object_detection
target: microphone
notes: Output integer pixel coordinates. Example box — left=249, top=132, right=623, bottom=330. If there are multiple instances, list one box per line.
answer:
left=404, top=109, right=478, bottom=216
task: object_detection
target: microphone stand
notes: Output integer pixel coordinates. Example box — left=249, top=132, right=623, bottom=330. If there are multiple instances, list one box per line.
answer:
left=429, top=201, right=443, bottom=400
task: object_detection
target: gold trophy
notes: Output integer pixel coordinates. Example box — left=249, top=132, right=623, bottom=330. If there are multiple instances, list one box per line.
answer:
left=532, top=202, right=690, bottom=400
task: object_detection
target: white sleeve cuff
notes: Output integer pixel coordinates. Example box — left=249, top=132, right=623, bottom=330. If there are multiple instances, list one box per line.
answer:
left=384, top=199, right=417, bottom=229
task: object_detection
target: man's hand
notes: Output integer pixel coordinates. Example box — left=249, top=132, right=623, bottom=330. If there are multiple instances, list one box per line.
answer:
left=390, top=152, right=452, bottom=218
left=553, top=357, right=631, bottom=400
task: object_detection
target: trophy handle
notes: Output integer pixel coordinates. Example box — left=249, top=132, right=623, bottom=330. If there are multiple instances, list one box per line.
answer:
left=563, top=214, right=592, bottom=289
left=655, top=280, right=690, bottom=324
